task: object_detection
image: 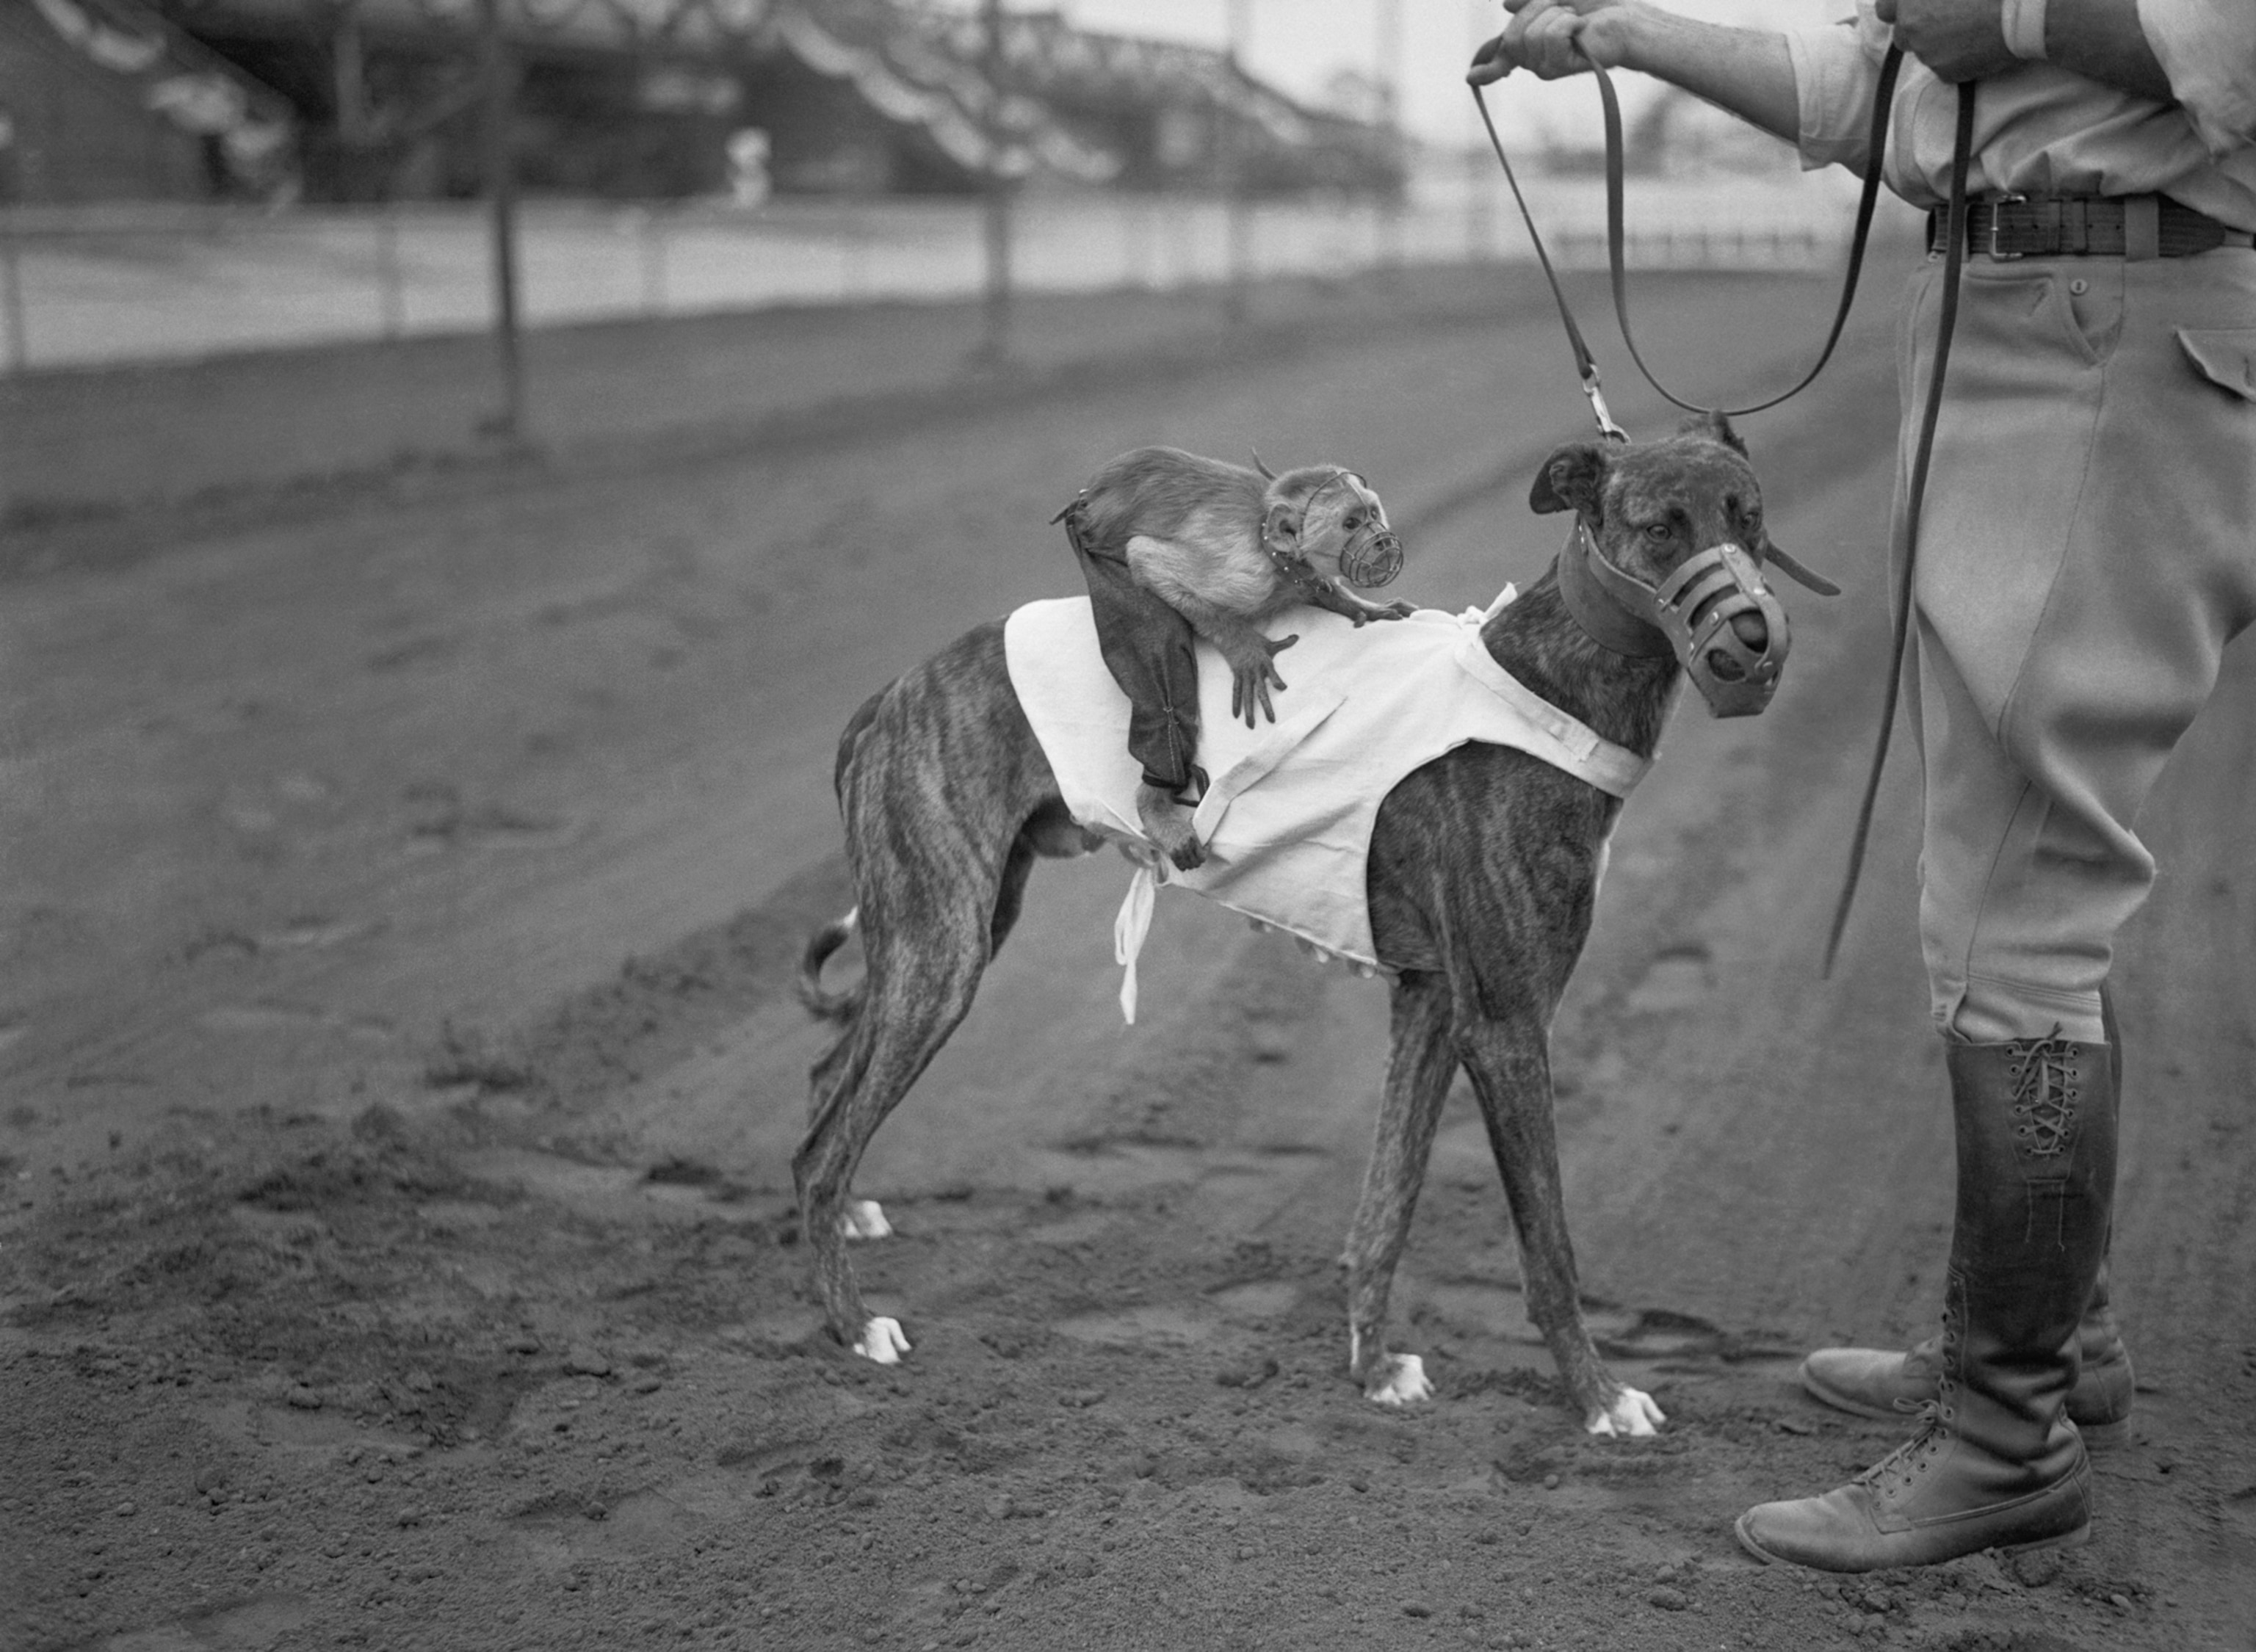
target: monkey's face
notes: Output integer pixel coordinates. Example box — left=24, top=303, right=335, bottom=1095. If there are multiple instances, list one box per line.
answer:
left=1285, top=471, right=1404, bottom=589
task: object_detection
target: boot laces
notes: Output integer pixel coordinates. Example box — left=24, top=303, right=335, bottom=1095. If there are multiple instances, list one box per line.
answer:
left=1862, top=1294, right=1964, bottom=1499
left=1859, top=1397, right=1952, bottom=1499
left=2006, top=1026, right=2080, bottom=1158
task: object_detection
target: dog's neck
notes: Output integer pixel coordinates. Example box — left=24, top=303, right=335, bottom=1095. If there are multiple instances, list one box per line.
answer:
left=1480, top=568, right=1680, bottom=759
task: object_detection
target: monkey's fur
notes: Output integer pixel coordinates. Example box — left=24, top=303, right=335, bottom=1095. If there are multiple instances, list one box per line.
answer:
left=792, top=416, right=1786, bottom=1436
left=1069, top=446, right=1412, bottom=869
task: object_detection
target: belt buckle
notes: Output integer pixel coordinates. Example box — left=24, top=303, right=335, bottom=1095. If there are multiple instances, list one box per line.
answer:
left=1985, top=192, right=2028, bottom=261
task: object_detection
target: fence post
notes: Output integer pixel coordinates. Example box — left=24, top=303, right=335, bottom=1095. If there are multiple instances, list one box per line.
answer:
left=477, top=0, right=527, bottom=439
left=0, top=209, right=24, bottom=374
left=844, top=200, right=870, bottom=300
left=1375, top=0, right=1404, bottom=277
left=978, top=0, right=1016, bottom=365
left=1223, top=0, right=1251, bottom=322
left=374, top=202, right=405, bottom=339
left=639, top=209, right=666, bottom=316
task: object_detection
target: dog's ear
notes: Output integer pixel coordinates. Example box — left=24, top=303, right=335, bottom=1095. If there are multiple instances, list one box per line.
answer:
left=1530, top=443, right=1609, bottom=517
left=1678, top=410, right=1748, bottom=456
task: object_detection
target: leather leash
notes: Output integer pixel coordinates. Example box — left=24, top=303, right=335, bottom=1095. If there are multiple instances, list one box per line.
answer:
left=1469, top=46, right=1902, bottom=437
left=1469, top=47, right=1981, bottom=977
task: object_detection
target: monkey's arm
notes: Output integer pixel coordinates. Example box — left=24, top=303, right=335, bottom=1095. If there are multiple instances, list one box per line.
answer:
left=1165, top=590, right=1298, bottom=728
left=1307, top=582, right=1418, bottom=625
left=1126, top=533, right=1300, bottom=726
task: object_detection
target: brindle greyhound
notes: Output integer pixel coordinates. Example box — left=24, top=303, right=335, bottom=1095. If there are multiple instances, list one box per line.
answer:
left=794, top=413, right=1801, bottom=1436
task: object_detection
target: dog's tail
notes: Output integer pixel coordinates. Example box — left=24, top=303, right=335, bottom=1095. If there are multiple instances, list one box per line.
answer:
left=797, top=907, right=864, bottom=1023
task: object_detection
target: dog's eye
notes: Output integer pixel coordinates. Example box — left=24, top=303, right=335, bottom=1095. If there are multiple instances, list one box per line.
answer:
left=1642, top=523, right=1671, bottom=541
left=1343, top=512, right=1363, bottom=530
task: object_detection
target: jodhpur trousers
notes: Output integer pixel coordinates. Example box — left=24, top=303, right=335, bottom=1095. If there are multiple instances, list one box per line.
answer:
left=1896, top=247, right=2256, bottom=1043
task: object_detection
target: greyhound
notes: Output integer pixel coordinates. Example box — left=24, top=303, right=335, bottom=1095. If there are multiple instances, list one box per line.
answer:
left=792, top=414, right=1810, bottom=1436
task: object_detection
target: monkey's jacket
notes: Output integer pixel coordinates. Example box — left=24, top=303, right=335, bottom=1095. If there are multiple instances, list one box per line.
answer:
left=1003, top=587, right=1652, bottom=1022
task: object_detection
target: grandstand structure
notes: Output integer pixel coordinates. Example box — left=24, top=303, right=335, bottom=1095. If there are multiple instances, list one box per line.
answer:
left=4, top=0, right=1397, bottom=202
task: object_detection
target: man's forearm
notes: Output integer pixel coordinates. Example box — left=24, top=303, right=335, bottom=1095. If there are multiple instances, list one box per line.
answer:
left=1636, top=0, right=2179, bottom=141
left=1883, top=0, right=2170, bottom=95
left=1615, top=8, right=1801, bottom=145
left=2045, top=0, right=2169, bottom=101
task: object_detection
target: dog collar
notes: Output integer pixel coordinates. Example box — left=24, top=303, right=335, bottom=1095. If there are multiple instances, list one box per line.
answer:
left=1556, top=522, right=1673, bottom=659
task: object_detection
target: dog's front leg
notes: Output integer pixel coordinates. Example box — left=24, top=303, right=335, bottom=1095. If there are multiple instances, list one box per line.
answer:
left=1341, top=971, right=1458, bottom=1406
left=1459, top=1015, right=1665, bottom=1438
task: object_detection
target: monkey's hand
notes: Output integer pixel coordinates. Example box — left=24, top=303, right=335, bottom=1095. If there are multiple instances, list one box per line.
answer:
left=1307, top=582, right=1411, bottom=626
left=1340, top=594, right=1418, bottom=626
left=1221, top=632, right=1296, bottom=727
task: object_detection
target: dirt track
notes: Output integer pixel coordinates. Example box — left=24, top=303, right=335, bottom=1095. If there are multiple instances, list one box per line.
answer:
left=2, top=268, right=2252, bottom=1652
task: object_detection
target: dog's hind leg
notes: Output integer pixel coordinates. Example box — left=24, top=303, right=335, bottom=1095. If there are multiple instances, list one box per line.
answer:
left=815, top=803, right=1088, bottom=1253
left=801, top=921, right=896, bottom=1244
left=793, top=926, right=988, bottom=1362
left=793, top=617, right=1071, bottom=1363
left=1457, top=1013, right=1665, bottom=1438
left=1341, top=968, right=1460, bottom=1405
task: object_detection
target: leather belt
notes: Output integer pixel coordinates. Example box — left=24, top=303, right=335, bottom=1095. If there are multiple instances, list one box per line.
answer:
left=1930, top=195, right=2256, bottom=259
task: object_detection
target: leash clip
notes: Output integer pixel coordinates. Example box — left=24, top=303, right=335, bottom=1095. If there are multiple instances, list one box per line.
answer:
left=1581, top=371, right=1629, bottom=445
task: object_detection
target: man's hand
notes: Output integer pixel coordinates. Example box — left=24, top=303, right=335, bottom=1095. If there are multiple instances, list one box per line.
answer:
left=1469, top=0, right=1804, bottom=148
left=1469, top=0, right=1638, bottom=86
left=1876, top=0, right=2014, bottom=84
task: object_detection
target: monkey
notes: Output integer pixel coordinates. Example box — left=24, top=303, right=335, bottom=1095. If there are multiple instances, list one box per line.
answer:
left=1054, top=445, right=1413, bottom=872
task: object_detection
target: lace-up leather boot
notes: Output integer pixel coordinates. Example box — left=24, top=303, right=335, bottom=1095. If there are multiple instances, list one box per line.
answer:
left=1737, top=1029, right=2116, bottom=1571
left=1798, top=1261, right=2133, bottom=1441
left=1797, top=993, right=2133, bottom=1442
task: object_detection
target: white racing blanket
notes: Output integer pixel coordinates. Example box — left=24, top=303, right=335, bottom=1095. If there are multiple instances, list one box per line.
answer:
left=1002, top=589, right=1653, bottom=1020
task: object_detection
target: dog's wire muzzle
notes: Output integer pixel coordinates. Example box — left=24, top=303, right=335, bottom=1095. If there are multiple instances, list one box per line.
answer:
left=1561, top=520, right=1790, bottom=719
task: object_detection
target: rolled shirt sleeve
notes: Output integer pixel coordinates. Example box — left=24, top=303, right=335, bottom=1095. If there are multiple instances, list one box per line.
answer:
left=2136, top=0, right=2256, bottom=156
left=1785, top=7, right=1891, bottom=175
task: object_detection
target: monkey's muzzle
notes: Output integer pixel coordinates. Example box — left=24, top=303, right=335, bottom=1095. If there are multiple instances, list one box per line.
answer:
left=1340, top=526, right=1404, bottom=589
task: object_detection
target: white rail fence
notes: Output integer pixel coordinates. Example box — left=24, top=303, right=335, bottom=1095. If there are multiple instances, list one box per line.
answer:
left=0, top=169, right=1911, bottom=373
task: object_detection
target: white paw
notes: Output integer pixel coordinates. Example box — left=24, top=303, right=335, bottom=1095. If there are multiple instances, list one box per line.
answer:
left=838, top=1199, right=892, bottom=1240
left=1365, top=1353, right=1434, bottom=1408
left=853, top=1316, right=911, bottom=1364
left=1586, top=1385, right=1665, bottom=1438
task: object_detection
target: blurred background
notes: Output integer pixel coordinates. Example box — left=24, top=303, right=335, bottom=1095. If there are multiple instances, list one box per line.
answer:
left=0, top=0, right=1927, bottom=524
left=0, top=0, right=1891, bottom=374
